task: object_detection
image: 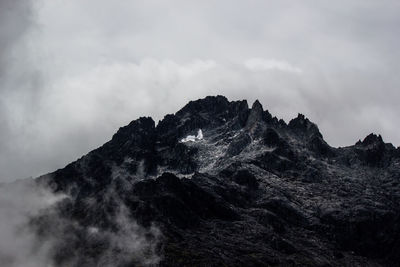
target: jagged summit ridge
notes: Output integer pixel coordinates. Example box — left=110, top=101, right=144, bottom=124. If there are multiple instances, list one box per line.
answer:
left=35, top=95, right=400, bottom=266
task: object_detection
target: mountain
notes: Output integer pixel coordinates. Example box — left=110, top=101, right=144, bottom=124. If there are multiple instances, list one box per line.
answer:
left=29, top=95, right=400, bottom=266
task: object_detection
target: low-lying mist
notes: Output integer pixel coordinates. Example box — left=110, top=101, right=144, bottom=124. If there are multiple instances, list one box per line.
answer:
left=0, top=178, right=161, bottom=267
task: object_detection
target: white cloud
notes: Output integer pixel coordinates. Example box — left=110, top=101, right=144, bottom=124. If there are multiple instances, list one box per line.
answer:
left=244, top=58, right=302, bottom=73
left=0, top=178, right=161, bottom=266
left=1, top=0, right=400, bottom=181
left=0, top=180, right=67, bottom=267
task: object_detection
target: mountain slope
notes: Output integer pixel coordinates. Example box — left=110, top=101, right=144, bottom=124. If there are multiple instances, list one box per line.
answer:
left=34, top=95, right=400, bottom=266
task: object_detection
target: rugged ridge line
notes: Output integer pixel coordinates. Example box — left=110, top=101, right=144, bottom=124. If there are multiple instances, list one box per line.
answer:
left=33, top=95, right=400, bottom=266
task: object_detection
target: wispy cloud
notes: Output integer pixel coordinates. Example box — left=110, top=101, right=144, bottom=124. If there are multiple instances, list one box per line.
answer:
left=0, top=178, right=161, bottom=266
left=0, top=180, right=66, bottom=267
left=244, top=58, right=302, bottom=73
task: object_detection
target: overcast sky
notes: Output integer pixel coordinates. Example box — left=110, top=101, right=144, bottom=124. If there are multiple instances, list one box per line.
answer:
left=1, top=0, right=399, bottom=181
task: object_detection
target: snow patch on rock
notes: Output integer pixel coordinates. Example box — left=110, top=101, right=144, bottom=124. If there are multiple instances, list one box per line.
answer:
left=180, top=129, right=203, bottom=143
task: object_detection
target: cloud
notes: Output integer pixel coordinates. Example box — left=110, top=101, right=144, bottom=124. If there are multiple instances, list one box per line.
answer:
left=0, top=0, right=45, bottom=181
left=0, top=180, right=66, bottom=267
left=0, top=1, right=399, bottom=263
left=1, top=0, right=400, bottom=181
left=0, top=178, right=161, bottom=267
left=244, top=58, right=302, bottom=73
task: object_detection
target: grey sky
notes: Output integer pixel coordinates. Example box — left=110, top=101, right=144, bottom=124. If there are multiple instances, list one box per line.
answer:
left=1, top=0, right=400, bottom=181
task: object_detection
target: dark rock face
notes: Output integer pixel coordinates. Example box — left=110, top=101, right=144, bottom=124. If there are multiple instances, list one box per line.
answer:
left=354, top=133, right=389, bottom=166
left=32, top=96, right=400, bottom=266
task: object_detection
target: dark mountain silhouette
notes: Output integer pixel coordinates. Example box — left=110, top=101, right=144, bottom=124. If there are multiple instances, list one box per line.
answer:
left=30, top=95, right=400, bottom=266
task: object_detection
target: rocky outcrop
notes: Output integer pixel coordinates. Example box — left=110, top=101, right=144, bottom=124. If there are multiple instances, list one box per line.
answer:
left=33, top=96, right=400, bottom=266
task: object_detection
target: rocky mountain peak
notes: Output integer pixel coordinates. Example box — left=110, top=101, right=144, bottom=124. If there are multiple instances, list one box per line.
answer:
left=175, top=95, right=230, bottom=117
left=246, top=99, right=264, bottom=127
left=358, top=133, right=384, bottom=146
left=112, top=116, right=155, bottom=140
left=252, top=99, right=263, bottom=112
left=353, top=133, right=390, bottom=167
left=288, top=113, right=323, bottom=139
left=32, top=95, right=400, bottom=266
left=289, top=113, right=310, bottom=128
